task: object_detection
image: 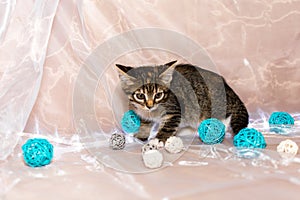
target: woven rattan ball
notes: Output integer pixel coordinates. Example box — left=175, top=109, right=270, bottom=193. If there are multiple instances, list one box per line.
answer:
left=269, top=112, right=294, bottom=133
left=165, top=136, right=184, bottom=154
left=109, top=133, right=126, bottom=150
left=142, top=150, right=163, bottom=169
left=198, top=118, right=225, bottom=144
left=277, top=139, right=298, bottom=159
left=121, top=110, right=141, bottom=134
left=22, top=138, right=54, bottom=167
left=233, top=128, right=266, bottom=149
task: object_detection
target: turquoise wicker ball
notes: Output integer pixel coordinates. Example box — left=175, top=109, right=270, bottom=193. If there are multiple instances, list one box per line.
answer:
left=121, top=110, right=141, bottom=134
left=198, top=118, right=225, bottom=144
left=233, top=128, right=266, bottom=149
left=22, top=138, right=54, bottom=167
left=269, top=112, right=294, bottom=133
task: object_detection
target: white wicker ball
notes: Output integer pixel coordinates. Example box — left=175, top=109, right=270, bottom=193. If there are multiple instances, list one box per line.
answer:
left=142, top=150, right=163, bottom=169
left=165, top=136, right=184, bottom=154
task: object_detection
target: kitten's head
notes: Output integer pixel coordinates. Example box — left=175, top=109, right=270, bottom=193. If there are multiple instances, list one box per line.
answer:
left=116, top=61, right=177, bottom=112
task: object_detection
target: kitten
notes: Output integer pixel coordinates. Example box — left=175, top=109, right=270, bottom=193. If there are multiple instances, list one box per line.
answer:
left=116, top=61, right=249, bottom=142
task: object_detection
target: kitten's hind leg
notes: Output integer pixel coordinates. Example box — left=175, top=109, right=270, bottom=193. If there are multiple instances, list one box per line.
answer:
left=134, top=120, right=152, bottom=141
left=230, top=109, right=249, bottom=135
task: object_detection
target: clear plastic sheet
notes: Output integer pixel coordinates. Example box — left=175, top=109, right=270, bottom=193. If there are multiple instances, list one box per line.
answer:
left=1, top=0, right=300, bottom=199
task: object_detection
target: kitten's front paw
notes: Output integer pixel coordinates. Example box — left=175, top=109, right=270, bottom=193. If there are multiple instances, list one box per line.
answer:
left=156, top=134, right=175, bottom=144
left=135, top=136, right=148, bottom=142
left=134, top=132, right=150, bottom=142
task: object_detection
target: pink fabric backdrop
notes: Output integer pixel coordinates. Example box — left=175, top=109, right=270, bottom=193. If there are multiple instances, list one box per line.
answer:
left=10, top=0, right=299, bottom=136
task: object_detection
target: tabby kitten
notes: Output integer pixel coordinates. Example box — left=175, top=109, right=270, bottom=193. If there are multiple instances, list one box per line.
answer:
left=116, top=61, right=249, bottom=142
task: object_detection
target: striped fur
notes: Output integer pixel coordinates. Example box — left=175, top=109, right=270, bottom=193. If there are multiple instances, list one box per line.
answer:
left=116, top=61, right=249, bottom=142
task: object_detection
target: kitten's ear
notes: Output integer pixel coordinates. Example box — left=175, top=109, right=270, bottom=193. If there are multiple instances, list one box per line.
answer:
left=115, top=64, right=133, bottom=74
left=115, top=64, right=136, bottom=86
left=159, top=61, right=177, bottom=85
left=164, top=60, right=177, bottom=67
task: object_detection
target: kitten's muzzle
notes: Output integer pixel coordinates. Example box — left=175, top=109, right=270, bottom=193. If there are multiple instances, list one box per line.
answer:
left=146, top=100, right=154, bottom=109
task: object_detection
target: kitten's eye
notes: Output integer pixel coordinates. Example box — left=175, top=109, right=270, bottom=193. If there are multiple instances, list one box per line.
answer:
left=134, top=93, right=145, bottom=102
left=154, top=92, right=164, bottom=101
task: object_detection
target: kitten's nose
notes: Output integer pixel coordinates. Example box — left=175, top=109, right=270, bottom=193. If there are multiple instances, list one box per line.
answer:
left=146, top=100, right=154, bottom=109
